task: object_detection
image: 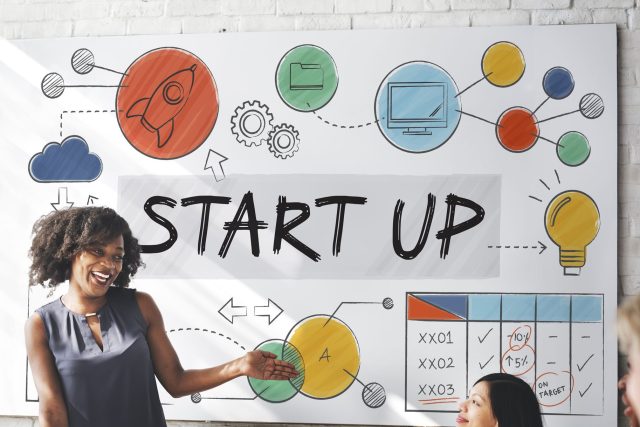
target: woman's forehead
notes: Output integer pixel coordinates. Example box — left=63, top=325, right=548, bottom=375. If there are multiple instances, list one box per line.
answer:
left=88, top=234, right=124, bottom=248
left=471, top=381, right=490, bottom=397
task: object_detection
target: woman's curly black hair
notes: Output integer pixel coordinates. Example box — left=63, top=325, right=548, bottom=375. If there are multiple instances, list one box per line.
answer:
left=28, top=206, right=143, bottom=289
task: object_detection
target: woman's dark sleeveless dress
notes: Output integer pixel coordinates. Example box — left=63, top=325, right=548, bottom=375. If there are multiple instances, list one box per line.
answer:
left=36, top=287, right=166, bottom=427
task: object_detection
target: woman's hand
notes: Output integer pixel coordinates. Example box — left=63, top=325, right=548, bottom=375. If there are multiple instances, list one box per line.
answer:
left=241, top=350, right=299, bottom=380
left=620, top=374, right=640, bottom=427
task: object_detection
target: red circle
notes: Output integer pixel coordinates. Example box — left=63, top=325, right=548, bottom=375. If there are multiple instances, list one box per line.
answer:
left=116, top=48, right=218, bottom=160
left=496, top=107, right=539, bottom=152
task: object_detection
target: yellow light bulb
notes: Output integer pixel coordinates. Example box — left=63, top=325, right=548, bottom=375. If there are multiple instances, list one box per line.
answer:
left=544, top=190, right=600, bottom=276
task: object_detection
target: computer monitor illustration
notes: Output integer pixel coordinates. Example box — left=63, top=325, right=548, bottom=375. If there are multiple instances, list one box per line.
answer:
left=387, top=82, right=448, bottom=135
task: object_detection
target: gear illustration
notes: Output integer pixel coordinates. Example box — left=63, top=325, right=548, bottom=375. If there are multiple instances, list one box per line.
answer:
left=267, top=124, right=300, bottom=159
left=231, top=100, right=274, bottom=147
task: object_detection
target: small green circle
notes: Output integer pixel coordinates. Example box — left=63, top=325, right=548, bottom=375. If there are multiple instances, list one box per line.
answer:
left=248, top=340, right=305, bottom=403
left=557, top=131, right=590, bottom=166
left=276, top=44, right=338, bottom=112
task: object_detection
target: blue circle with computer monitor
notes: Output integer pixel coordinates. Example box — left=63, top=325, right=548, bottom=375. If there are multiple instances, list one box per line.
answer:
left=375, top=61, right=461, bottom=153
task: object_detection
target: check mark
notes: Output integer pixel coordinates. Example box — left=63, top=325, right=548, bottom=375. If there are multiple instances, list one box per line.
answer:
left=479, top=355, right=494, bottom=370
left=579, top=382, right=593, bottom=397
left=577, top=354, right=594, bottom=372
left=477, top=328, right=493, bottom=343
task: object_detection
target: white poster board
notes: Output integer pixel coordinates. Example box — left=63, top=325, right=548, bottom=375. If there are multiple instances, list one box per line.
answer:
left=0, top=24, right=617, bottom=426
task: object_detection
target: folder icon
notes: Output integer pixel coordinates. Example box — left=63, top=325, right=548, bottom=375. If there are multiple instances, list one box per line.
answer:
left=289, top=63, right=324, bottom=90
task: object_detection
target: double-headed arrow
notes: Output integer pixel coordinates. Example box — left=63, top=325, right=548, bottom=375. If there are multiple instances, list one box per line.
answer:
left=218, top=298, right=284, bottom=325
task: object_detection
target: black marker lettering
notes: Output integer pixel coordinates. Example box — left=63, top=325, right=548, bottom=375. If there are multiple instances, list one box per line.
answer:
left=140, top=196, right=178, bottom=254
left=181, top=196, right=231, bottom=255
left=219, top=191, right=268, bottom=258
left=274, top=196, right=320, bottom=262
left=315, top=196, right=367, bottom=256
left=436, top=193, right=485, bottom=259
left=392, top=194, right=436, bottom=260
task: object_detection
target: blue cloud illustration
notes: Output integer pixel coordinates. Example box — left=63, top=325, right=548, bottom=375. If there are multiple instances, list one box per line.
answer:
left=29, top=135, right=102, bottom=182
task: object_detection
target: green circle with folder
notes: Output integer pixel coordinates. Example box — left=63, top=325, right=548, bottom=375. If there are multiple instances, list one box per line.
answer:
left=276, top=44, right=338, bottom=112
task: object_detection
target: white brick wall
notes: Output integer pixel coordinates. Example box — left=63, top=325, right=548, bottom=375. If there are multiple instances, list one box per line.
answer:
left=112, top=1, right=165, bottom=18
left=1, top=1, right=638, bottom=426
left=167, top=0, right=221, bottom=17
left=336, top=0, right=392, bottom=14
left=221, top=0, right=276, bottom=15
left=294, top=14, right=351, bottom=30
left=352, top=12, right=412, bottom=29
left=452, top=0, right=509, bottom=10
left=574, top=0, right=635, bottom=8
left=512, top=0, right=571, bottom=9
left=411, top=11, right=471, bottom=27
left=470, top=10, right=530, bottom=26
left=532, top=9, right=593, bottom=25
left=278, top=0, right=334, bottom=15
left=182, top=15, right=238, bottom=33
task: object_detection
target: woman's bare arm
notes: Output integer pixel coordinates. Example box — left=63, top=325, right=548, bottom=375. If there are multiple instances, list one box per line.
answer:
left=25, top=313, right=69, bottom=427
left=136, top=291, right=297, bottom=398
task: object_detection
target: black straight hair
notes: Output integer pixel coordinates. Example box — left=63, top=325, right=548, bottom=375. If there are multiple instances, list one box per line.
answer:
left=474, top=373, right=544, bottom=427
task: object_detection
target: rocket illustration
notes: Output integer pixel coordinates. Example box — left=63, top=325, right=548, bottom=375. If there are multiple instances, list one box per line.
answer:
left=126, top=64, right=197, bottom=148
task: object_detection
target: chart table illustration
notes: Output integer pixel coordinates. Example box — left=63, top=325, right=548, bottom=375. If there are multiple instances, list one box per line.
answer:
left=406, top=293, right=603, bottom=415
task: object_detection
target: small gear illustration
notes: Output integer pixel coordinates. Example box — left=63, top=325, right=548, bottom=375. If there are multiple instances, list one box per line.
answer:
left=267, top=124, right=300, bottom=159
left=231, top=100, right=274, bottom=147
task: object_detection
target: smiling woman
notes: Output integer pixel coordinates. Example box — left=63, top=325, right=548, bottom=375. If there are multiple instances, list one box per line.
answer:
left=25, top=206, right=298, bottom=427
left=457, top=373, right=544, bottom=427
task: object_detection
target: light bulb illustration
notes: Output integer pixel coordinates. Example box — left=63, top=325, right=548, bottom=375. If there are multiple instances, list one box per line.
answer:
left=545, top=190, right=600, bottom=276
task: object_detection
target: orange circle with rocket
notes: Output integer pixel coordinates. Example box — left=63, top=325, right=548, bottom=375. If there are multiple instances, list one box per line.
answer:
left=116, top=48, right=218, bottom=159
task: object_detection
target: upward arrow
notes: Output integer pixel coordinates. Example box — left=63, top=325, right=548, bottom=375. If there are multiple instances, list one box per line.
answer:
left=204, top=149, right=228, bottom=182
left=51, top=187, right=74, bottom=211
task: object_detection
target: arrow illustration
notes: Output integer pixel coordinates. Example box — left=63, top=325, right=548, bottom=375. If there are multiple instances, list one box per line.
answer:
left=86, top=195, right=98, bottom=205
left=204, top=149, right=228, bottom=182
left=254, top=299, right=284, bottom=325
left=487, top=241, right=547, bottom=254
left=218, top=298, right=247, bottom=324
left=51, top=187, right=74, bottom=211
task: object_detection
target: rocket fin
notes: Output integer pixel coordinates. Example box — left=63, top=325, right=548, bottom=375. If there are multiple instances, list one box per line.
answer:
left=126, top=97, right=150, bottom=118
left=157, top=119, right=174, bottom=148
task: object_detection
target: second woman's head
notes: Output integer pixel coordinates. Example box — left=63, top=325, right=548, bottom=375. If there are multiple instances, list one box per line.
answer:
left=457, top=373, right=543, bottom=427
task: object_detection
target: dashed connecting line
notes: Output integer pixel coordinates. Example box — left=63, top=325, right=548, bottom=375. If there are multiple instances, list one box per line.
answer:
left=310, top=110, right=383, bottom=129
left=305, top=102, right=382, bottom=129
left=487, top=245, right=538, bottom=249
left=59, top=109, right=123, bottom=137
left=166, top=327, right=246, bottom=351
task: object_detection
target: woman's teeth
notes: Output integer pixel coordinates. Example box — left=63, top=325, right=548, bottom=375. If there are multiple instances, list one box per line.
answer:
left=92, top=272, right=110, bottom=283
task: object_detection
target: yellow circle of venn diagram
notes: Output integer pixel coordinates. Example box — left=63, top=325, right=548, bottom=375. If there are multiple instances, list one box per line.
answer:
left=482, top=41, right=525, bottom=87
left=286, top=315, right=360, bottom=399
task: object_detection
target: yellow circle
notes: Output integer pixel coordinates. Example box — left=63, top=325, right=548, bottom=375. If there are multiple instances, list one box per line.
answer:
left=286, top=315, right=360, bottom=399
left=482, top=41, right=525, bottom=87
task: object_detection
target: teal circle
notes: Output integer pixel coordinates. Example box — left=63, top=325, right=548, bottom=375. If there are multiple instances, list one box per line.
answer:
left=557, top=131, right=590, bottom=167
left=247, top=339, right=305, bottom=403
left=375, top=61, right=461, bottom=153
left=276, top=44, right=338, bottom=112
